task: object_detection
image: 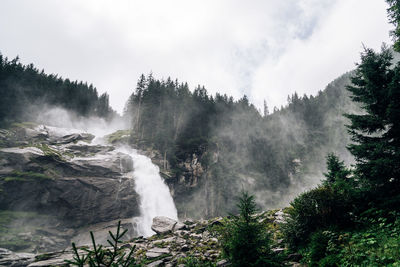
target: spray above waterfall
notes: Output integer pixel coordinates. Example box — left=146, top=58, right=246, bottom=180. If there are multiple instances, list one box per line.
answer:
left=30, top=108, right=178, bottom=237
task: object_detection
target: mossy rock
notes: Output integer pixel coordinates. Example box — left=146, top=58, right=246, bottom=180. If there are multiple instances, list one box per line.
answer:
left=106, top=130, right=131, bottom=144
left=1, top=171, right=53, bottom=183
left=10, top=122, right=38, bottom=130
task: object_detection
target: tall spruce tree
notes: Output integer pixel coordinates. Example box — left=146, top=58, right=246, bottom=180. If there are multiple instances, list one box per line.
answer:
left=346, top=45, right=400, bottom=195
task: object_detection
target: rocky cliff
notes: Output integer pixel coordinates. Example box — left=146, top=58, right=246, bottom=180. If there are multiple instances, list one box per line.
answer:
left=0, top=123, right=140, bottom=252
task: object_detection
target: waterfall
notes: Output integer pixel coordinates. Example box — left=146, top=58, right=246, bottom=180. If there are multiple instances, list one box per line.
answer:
left=45, top=123, right=176, bottom=237
left=118, top=148, right=178, bottom=237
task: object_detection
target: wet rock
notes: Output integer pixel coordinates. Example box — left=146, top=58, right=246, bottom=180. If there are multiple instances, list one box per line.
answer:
left=55, top=133, right=94, bottom=144
left=28, top=253, right=74, bottom=267
left=274, top=210, right=286, bottom=224
left=147, top=260, right=164, bottom=267
left=216, top=259, right=230, bottom=266
left=0, top=147, right=45, bottom=173
left=151, top=216, right=178, bottom=234
left=65, top=143, right=114, bottom=156
left=0, top=250, right=35, bottom=266
left=0, top=248, right=12, bottom=258
left=174, top=222, right=186, bottom=231
left=146, top=247, right=170, bottom=258
left=70, top=153, right=129, bottom=177
left=272, top=247, right=285, bottom=254
left=0, top=174, right=140, bottom=228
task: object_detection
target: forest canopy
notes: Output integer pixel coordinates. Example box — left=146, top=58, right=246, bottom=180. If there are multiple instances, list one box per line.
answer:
left=0, top=54, right=115, bottom=126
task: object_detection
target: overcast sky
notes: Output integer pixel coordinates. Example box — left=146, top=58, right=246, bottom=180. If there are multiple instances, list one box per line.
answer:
left=0, top=0, right=392, bottom=113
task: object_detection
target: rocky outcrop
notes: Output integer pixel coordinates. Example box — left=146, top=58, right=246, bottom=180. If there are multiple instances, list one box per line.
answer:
left=0, top=124, right=140, bottom=253
left=0, top=216, right=223, bottom=267
left=151, top=216, right=185, bottom=235
left=0, top=210, right=294, bottom=267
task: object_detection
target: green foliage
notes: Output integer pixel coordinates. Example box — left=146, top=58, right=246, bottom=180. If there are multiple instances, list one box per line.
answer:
left=106, top=130, right=131, bottom=144
left=323, top=153, right=351, bottom=185
left=283, top=152, right=361, bottom=250
left=338, top=211, right=400, bottom=266
left=387, top=0, right=400, bottom=51
left=346, top=45, right=400, bottom=197
left=179, top=256, right=216, bottom=267
left=283, top=183, right=356, bottom=250
left=33, top=143, right=65, bottom=160
left=284, top=40, right=400, bottom=266
left=217, top=191, right=279, bottom=267
left=66, top=221, right=139, bottom=267
left=2, top=171, right=52, bottom=182
left=298, top=211, right=400, bottom=267
left=307, top=231, right=334, bottom=266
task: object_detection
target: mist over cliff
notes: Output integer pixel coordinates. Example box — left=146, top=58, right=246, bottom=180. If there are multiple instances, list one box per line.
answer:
left=122, top=71, right=359, bottom=218
left=0, top=50, right=363, bottom=220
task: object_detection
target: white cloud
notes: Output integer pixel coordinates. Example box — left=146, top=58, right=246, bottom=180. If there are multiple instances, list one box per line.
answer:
left=0, top=0, right=392, bottom=113
left=251, top=0, right=392, bottom=109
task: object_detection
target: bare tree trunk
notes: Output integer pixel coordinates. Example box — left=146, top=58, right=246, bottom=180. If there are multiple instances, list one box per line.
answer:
left=136, top=100, right=141, bottom=133
left=163, top=150, right=167, bottom=170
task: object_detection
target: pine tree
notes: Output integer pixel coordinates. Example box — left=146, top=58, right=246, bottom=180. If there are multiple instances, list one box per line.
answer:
left=386, top=0, right=400, bottom=51
left=219, top=191, right=278, bottom=267
left=323, top=153, right=351, bottom=184
left=263, top=99, right=269, bottom=117
left=345, top=45, right=400, bottom=194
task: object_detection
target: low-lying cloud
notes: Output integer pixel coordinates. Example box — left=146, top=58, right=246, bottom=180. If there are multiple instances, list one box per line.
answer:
left=0, top=0, right=392, bottom=113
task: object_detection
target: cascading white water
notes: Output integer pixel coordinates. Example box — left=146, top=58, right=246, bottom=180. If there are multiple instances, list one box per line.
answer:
left=117, top=148, right=178, bottom=237
left=36, top=123, right=176, bottom=237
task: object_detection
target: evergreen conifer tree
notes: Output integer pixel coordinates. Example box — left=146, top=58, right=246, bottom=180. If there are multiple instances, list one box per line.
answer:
left=219, top=191, right=278, bottom=267
left=323, top=153, right=351, bottom=184
left=346, top=46, right=400, bottom=195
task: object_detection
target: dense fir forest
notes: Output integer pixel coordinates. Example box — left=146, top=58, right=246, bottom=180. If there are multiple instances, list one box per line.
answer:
left=0, top=55, right=115, bottom=126
left=123, top=70, right=356, bottom=216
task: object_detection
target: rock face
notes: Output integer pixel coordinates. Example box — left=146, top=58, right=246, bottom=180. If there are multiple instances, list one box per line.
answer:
left=0, top=124, right=140, bottom=253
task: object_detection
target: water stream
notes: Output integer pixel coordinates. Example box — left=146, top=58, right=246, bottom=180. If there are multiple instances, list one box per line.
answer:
left=46, top=123, right=178, bottom=237
left=117, top=147, right=178, bottom=237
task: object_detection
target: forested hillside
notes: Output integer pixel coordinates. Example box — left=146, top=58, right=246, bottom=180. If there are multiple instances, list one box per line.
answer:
left=124, top=70, right=358, bottom=217
left=0, top=55, right=115, bottom=126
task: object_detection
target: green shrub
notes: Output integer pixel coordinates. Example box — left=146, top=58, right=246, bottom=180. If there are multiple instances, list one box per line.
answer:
left=318, top=254, right=340, bottom=267
left=283, top=154, right=359, bottom=250
left=339, top=211, right=400, bottom=267
left=309, top=231, right=330, bottom=265
left=283, top=185, right=353, bottom=249
left=180, top=256, right=215, bottom=267
left=106, top=130, right=131, bottom=144
left=217, top=191, right=280, bottom=267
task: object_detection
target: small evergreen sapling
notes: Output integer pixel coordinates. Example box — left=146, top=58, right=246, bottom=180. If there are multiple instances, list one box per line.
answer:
left=218, top=191, right=279, bottom=267
left=65, top=221, right=139, bottom=267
